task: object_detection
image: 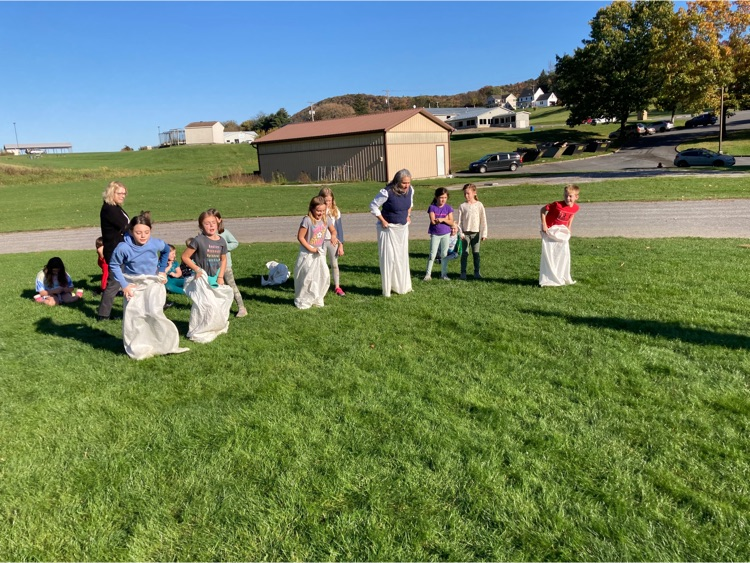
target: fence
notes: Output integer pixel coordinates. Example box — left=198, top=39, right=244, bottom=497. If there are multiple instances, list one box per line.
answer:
left=317, top=165, right=355, bottom=182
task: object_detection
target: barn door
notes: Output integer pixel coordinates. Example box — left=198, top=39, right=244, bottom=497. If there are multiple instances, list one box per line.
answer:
left=436, top=145, right=446, bottom=176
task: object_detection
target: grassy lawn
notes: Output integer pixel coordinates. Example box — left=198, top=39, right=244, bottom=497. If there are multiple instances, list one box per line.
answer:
left=2, top=140, right=750, bottom=560
left=2, top=238, right=749, bottom=560
left=676, top=128, right=750, bottom=156
left=1, top=145, right=749, bottom=234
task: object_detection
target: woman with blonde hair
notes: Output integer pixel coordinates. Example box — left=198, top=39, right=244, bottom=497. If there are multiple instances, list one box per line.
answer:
left=97, top=181, right=130, bottom=320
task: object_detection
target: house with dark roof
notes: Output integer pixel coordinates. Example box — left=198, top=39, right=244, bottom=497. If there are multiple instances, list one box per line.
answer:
left=518, top=87, right=545, bottom=109
left=535, top=92, right=558, bottom=107
left=252, top=109, right=453, bottom=183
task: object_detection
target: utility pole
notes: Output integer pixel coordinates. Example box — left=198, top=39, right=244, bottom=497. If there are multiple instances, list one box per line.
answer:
left=308, top=102, right=316, bottom=122
left=13, top=122, right=19, bottom=153
left=383, top=90, right=390, bottom=112
left=718, top=86, right=724, bottom=154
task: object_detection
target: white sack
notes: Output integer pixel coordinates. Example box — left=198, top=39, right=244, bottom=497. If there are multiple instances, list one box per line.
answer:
left=122, top=274, right=190, bottom=360
left=377, top=222, right=412, bottom=297
left=183, top=274, right=234, bottom=343
left=294, top=249, right=330, bottom=309
left=261, top=261, right=290, bottom=286
left=539, top=225, right=576, bottom=287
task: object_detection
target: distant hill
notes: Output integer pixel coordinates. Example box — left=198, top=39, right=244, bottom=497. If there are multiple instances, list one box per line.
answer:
left=289, top=80, right=538, bottom=123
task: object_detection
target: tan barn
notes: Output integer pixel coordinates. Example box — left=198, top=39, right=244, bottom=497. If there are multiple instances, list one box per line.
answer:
left=185, top=121, right=224, bottom=145
left=252, top=109, right=453, bottom=183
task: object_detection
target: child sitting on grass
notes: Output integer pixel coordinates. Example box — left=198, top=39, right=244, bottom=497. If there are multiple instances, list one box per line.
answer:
left=35, top=257, right=81, bottom=306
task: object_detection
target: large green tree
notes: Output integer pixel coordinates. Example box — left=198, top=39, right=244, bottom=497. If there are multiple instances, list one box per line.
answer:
left=682, top=1, right=750, bottom=138
left=555, top=1, right=673, bottom=131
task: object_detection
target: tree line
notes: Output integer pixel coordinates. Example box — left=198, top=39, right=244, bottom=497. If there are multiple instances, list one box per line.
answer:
left=219, top=80, right=550, bottom=136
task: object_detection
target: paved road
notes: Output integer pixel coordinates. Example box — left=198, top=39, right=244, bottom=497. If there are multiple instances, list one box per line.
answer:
left=4, top=197, right=750, bottom=255
left=455, top=109, right=750, bottom=175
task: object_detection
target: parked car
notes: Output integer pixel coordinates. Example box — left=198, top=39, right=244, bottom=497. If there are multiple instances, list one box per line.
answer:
left=651, top=120, right=675, bottom=132
left=685, top=113, right=717, bottom=127
left=608, top=123, right=646, bottom=139
left=643, top=124, right=657, bottom=135
left=593, top=116, right=616, bottom=124
left=673, top=148, right=735, bottom=167
left=469, top=152, right=523, bottom=173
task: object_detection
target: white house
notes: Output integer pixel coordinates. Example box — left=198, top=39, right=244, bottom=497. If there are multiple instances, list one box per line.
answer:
left=535, top=92, right=558, bottom=107
left=223, top=131, right=258, bottom=144
left=185, top=121, right=224, bottom=145
left=517, top=87, right=545, bottom=109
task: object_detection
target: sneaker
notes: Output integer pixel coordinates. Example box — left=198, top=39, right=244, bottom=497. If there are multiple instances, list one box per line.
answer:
left=236, top=307, right=248, bottom=318
left=460, top=273, right=467, bottom=280
left=441, top=275, right=450, bottom=281
left=474, top=273, right=483, bottom=279
left=97, top=315, right=110, bottom=321
left=423, top=274, right=432, bottom=281
left=335, top=287, right=346, bottom=297
left=163, top=301, right=174, bottom=310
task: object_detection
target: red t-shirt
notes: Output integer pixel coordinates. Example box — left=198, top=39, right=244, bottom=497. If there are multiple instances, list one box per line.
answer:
left=544, top=201, right=579, bottom=228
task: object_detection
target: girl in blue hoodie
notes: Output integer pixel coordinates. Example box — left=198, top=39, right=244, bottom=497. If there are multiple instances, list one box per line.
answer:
left=109, top=211, right=171, bottom=301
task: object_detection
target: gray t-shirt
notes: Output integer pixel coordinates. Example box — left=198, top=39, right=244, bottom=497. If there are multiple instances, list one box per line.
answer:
left=189, top=234, right=227, bottom=276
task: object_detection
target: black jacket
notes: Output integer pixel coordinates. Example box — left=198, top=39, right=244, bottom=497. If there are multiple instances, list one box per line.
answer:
left=100, top=203, right=129, bottom=263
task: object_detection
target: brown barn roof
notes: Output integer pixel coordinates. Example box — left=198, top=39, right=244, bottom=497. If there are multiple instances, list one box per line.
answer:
left=185, top=121, right=221, bottom=128
left=253, top=108, right=453, bottom=144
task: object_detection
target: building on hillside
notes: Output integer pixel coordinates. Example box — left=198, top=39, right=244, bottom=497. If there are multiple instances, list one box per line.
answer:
left=517, top=87, right=545, bottom=108
left=3, top=142, right=72, bottom=156
left=535, top=92, right=558, bottom=107
left=251, top=108, right=453, bottom=183
left=425, top=107, right=529, bottom=130
left=487, top=93, right=517, bottom=110
left=184, top=121, right=224, bottom=145
left=224, top=130, right=258, bottom=144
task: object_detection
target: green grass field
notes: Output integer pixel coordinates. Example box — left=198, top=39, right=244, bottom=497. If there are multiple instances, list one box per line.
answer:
left=1, top=143, right=749, bottom=560
left=2, top=239, right=749, bottom=560
left=1, top=144, right=749, bottom=234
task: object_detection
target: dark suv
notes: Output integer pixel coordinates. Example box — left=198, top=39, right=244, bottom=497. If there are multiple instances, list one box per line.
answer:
left=685, top=113, right=717, bottom=127
left=469, top=152, right=523, bottom=173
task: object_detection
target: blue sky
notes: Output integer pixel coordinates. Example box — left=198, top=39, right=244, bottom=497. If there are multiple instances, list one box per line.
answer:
left=2, top=1, right=615, bottom=153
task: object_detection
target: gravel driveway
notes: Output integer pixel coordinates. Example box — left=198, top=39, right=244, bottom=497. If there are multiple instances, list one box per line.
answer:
left=3, top=196, right=750, bottom=256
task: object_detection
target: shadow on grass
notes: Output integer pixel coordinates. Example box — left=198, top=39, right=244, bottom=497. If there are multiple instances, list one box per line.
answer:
left=35, top=317, right=123, bottom=354
left=526, top=309, right=750, bottom=349
left=339, top=264, right=387, bottom=276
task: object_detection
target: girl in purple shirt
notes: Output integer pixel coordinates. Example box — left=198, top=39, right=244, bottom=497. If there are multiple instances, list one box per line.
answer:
left=424, top=187, right=455, bottom=281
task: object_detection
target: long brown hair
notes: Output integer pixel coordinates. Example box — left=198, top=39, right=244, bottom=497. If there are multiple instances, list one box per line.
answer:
left=307, top=196, right=327, bottom=222
left=43, top=257, right=71, bottom=288
left=198, top=209, right=220, bottom=234
left=206, top=208, right=225, bottom=234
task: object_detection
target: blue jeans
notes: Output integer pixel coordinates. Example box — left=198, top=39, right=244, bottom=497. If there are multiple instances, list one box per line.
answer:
left=426, top=233, right=450, bottom=277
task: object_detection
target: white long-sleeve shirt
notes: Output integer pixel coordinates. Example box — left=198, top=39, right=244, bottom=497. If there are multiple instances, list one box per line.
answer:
left=457, top=201, right=488, bottom=239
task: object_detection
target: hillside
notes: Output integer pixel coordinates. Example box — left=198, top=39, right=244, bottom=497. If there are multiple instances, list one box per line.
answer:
left=289, top=80, right=538, bottom=122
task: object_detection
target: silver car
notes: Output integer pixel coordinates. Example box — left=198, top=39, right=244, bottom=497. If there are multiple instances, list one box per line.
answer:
left=674, top=148, right=735, bottom=167
left=651, top=120, right=675, bottom=132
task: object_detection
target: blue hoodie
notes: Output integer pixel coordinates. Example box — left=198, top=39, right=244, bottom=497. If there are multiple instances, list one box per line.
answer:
left=109, top=233, right=170, bottom=289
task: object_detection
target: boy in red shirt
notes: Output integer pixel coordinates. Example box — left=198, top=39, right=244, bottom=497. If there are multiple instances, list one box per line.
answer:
left=539, top=185, right=580, bottom=286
